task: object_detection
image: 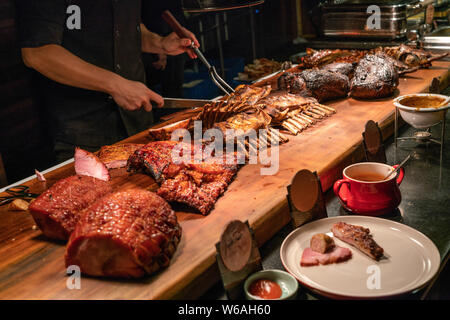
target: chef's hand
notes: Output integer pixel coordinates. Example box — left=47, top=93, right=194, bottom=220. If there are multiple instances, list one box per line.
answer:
left=110, top=78, right=163, bottom=112
left=161, top=27, right=200, bottom=59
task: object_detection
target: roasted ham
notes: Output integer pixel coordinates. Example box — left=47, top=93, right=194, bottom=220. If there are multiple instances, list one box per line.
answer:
left=28, top=175, right=112, bottom=240
left=65, top=189, right=181, bottom=278
left=301, top=246, right=352, bottom=267
left=74, top=147, right=110, bottom=181
left=331, top=222, right=384, bottom=260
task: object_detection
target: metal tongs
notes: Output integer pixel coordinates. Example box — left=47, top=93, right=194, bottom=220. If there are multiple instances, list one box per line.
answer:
left=161, top=10, right=235, bottom=95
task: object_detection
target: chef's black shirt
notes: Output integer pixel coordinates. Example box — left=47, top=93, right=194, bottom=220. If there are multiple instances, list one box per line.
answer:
left=16, top=0, right=152, bottom=160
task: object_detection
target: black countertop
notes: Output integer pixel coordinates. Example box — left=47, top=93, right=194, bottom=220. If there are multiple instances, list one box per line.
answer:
left=201, top=95, right=450, bottom=300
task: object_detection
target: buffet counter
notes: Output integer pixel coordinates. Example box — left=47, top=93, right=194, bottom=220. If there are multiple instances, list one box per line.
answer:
left=0, top=59, right=449, bottom=299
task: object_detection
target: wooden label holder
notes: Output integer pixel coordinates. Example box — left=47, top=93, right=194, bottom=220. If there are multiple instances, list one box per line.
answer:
left=286, top=169, right=327, bottom=228
left=362, top=120, right=387, bottom=164
left=215, top=220, right=262, bottom=300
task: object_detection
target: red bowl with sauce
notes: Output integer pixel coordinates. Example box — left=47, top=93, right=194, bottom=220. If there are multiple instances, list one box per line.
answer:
left=244, top=270, right=298, bottom=300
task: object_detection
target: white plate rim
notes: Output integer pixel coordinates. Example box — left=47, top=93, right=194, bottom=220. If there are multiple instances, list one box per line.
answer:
left=280, top=216, right=441, bottom=299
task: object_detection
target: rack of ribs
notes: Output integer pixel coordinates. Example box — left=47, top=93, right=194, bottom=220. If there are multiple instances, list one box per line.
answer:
left=331, top=222, right=384, bottom=260
left=127, top=141, right=239, bottom=215
left=29, top=175, right=113, bottom=240
left=257, top=92, right=336, bottom=135
left=65, top=189, right=181, bottom=278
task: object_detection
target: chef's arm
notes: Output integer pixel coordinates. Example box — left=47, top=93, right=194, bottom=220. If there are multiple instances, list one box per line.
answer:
left=21, top=44, right=162, bottom=111
left=140, top=23, right=199, bottom=59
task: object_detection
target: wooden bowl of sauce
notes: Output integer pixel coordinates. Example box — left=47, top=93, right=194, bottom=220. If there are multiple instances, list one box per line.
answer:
left=244, top=269, right=298, bottom=300
left=394, top=93, right=450, bottom=129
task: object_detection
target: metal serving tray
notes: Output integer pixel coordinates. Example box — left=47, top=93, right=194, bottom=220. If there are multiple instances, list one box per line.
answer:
left=320, top=0, right=426, bottom=39
left=423, top=26, right=450, bottom=50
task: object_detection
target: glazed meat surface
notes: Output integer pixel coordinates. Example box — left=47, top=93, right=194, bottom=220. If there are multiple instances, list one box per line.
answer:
left=65, top=189, right=182, bottom=278
left=29, top=175, right=112, bottom=240
left=127, top=140, right=181, bottom=182
left=128, top=141, right=239, bottom=215
left=321, top=62, right=356, bottom=79
left=350, top=54, right=399, bottom=99
left=278, top=70, right=350, bottom=102
left=331, top=222, right=384, bottom=260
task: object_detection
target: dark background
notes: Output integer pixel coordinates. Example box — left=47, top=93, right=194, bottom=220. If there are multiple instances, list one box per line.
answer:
left=0, top=0, right=305, bottom=185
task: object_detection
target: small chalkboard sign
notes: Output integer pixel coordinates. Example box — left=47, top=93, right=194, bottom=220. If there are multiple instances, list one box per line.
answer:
left=216, top=220, right=262, bottom=300
left=287, top=169, right=327, bottom=228
left=362, top=120, right=387, bottom=163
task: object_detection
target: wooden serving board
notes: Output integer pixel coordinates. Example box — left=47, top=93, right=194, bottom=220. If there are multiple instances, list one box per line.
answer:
left=0, top=60, right=449, bottom=299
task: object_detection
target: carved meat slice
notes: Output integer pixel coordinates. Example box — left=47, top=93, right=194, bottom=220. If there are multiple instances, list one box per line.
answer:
left=28, top=175, right=112, bottom=240
left=65, top=189, right=181, bottom=278
left=331, top=222, right=384, bottom=260
left=97, top=143, right=144, bottom=169
left=300, top=246, right=352, bottom=266
left=75, top=148, right=110, bottom=181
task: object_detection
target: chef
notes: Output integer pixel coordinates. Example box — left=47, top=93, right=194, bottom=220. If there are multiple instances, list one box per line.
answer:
left=17, top=0, right=199, bottom=161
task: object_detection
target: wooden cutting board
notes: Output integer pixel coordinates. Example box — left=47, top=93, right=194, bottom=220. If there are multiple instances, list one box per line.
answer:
left=0, top=60, right=449, bottom=299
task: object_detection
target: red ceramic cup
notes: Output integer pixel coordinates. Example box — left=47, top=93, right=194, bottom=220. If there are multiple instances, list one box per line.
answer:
left=333, top=162, right=405, bottom=216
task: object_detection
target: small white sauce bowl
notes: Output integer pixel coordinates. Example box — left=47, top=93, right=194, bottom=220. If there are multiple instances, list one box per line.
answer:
left=394, top=93, right=450, bottom=129
left=244, top=269, right=299, bottom=300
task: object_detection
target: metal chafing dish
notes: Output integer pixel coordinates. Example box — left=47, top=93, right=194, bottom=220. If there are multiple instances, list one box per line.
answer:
left=423, top=26, right=450, bottom=49
left=319, top=0, right=431, bottom=39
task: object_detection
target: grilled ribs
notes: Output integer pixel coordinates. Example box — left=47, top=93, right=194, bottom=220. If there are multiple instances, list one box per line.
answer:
left=29, top=175, right=112, bottom=240
left=350, top=54, right=399, bottom=99
left=278, top=70, right=350, bottom=102
left=65, top=189, right=181, bottom=278
left=331, top=222, right=384, bottom=260
left=127, top=141, right=239, bottom=215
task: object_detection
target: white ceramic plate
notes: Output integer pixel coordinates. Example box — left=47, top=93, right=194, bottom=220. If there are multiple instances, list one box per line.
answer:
left=280, top=216, right=440, bottom=299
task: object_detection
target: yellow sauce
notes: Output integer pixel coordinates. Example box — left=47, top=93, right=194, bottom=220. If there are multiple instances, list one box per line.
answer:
left=399, top=96, right=446, bottom=109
